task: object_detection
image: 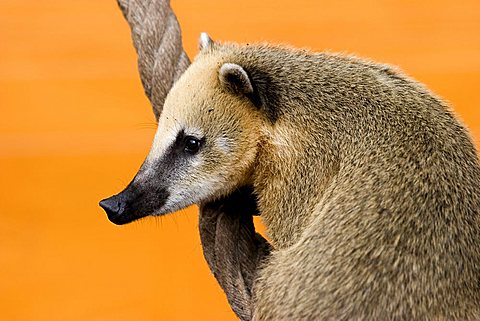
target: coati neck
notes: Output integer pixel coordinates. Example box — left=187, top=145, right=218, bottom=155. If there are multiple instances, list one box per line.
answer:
left=252, top=118, right=340, bottom=249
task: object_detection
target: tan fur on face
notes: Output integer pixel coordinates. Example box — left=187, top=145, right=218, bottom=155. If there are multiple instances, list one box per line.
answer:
left=146, top=52, right=264, bottom=212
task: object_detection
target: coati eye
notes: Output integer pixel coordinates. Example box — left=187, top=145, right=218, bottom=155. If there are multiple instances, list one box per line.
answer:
left=184, top=136, right=202, bottom=154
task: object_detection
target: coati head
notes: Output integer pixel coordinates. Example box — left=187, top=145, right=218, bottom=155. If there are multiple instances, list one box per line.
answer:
left=100, top=34, right=268, bottom=225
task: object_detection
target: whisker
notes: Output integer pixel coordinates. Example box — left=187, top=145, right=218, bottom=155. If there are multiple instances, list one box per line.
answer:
left=134, top=122, right=158, bottom=130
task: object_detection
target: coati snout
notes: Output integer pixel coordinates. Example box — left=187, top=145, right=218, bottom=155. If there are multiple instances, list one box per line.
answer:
left=99, top=130, right=210, bottom=224
left=99, top=177, right=169, bottom=225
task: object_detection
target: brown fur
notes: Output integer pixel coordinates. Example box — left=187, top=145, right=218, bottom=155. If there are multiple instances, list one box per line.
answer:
left=104, top=15, right=480, bottom=317
left=110, top=4, right=480, bottom=319
left=172, top=41, right=480, bottom=320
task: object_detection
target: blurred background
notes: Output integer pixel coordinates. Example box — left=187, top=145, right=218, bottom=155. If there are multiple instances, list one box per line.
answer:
left=0, top=0, right=479, bottom=320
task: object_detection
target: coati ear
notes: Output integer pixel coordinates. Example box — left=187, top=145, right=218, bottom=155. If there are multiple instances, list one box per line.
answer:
left=219, top=63, right=254, bottom=95
left=220, top=63, right=280, bottom=122
left=199, top=32, right=214, bottom=51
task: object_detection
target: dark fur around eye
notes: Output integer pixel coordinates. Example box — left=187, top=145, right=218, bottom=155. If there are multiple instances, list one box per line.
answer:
left=184, top=136, right=202, bottom=154
left=173, top=130, right=205, bottom=155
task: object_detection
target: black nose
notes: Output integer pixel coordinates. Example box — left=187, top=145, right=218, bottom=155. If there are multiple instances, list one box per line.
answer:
left=99, top=183, right=167, bottom=225
left=99, top=194, right=129, bottom=225
left=99, top=197, right=122, bottom=216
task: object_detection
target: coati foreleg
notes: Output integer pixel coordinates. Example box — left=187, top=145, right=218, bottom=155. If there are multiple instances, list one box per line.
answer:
left=199, top=187, right=272, bottom=321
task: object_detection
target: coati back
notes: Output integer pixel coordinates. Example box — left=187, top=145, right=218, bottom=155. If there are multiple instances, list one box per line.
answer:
left=192, top=43, right=479, bottom=320
left=101, top=37, right=480, bottom=320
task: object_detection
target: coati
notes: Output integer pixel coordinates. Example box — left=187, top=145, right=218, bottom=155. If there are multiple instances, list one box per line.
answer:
left=100, top=34, right=480, bottom=320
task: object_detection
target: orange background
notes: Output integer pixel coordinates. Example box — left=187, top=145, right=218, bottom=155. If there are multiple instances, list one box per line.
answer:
left=1, top=1, right=479, bottom=320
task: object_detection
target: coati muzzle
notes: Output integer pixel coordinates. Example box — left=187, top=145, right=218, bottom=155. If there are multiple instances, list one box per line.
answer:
left=99, top=182, right=169, bottom=225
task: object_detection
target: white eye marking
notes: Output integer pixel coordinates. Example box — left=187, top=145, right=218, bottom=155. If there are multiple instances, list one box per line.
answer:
left=134, top=124, right=179, bottom=184
left=184, top=127, right=204, bottom=139
left=161, top=174, right=220, bottom=214
left=137, top=124, right=204, bottom=183
left=149, top=125, right=179, bottom=160
left=215, top=135, right=231, bottom=153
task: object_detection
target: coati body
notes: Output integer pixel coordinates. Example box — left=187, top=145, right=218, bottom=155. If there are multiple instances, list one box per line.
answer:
left=101, top=37, right=480, bottom=320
